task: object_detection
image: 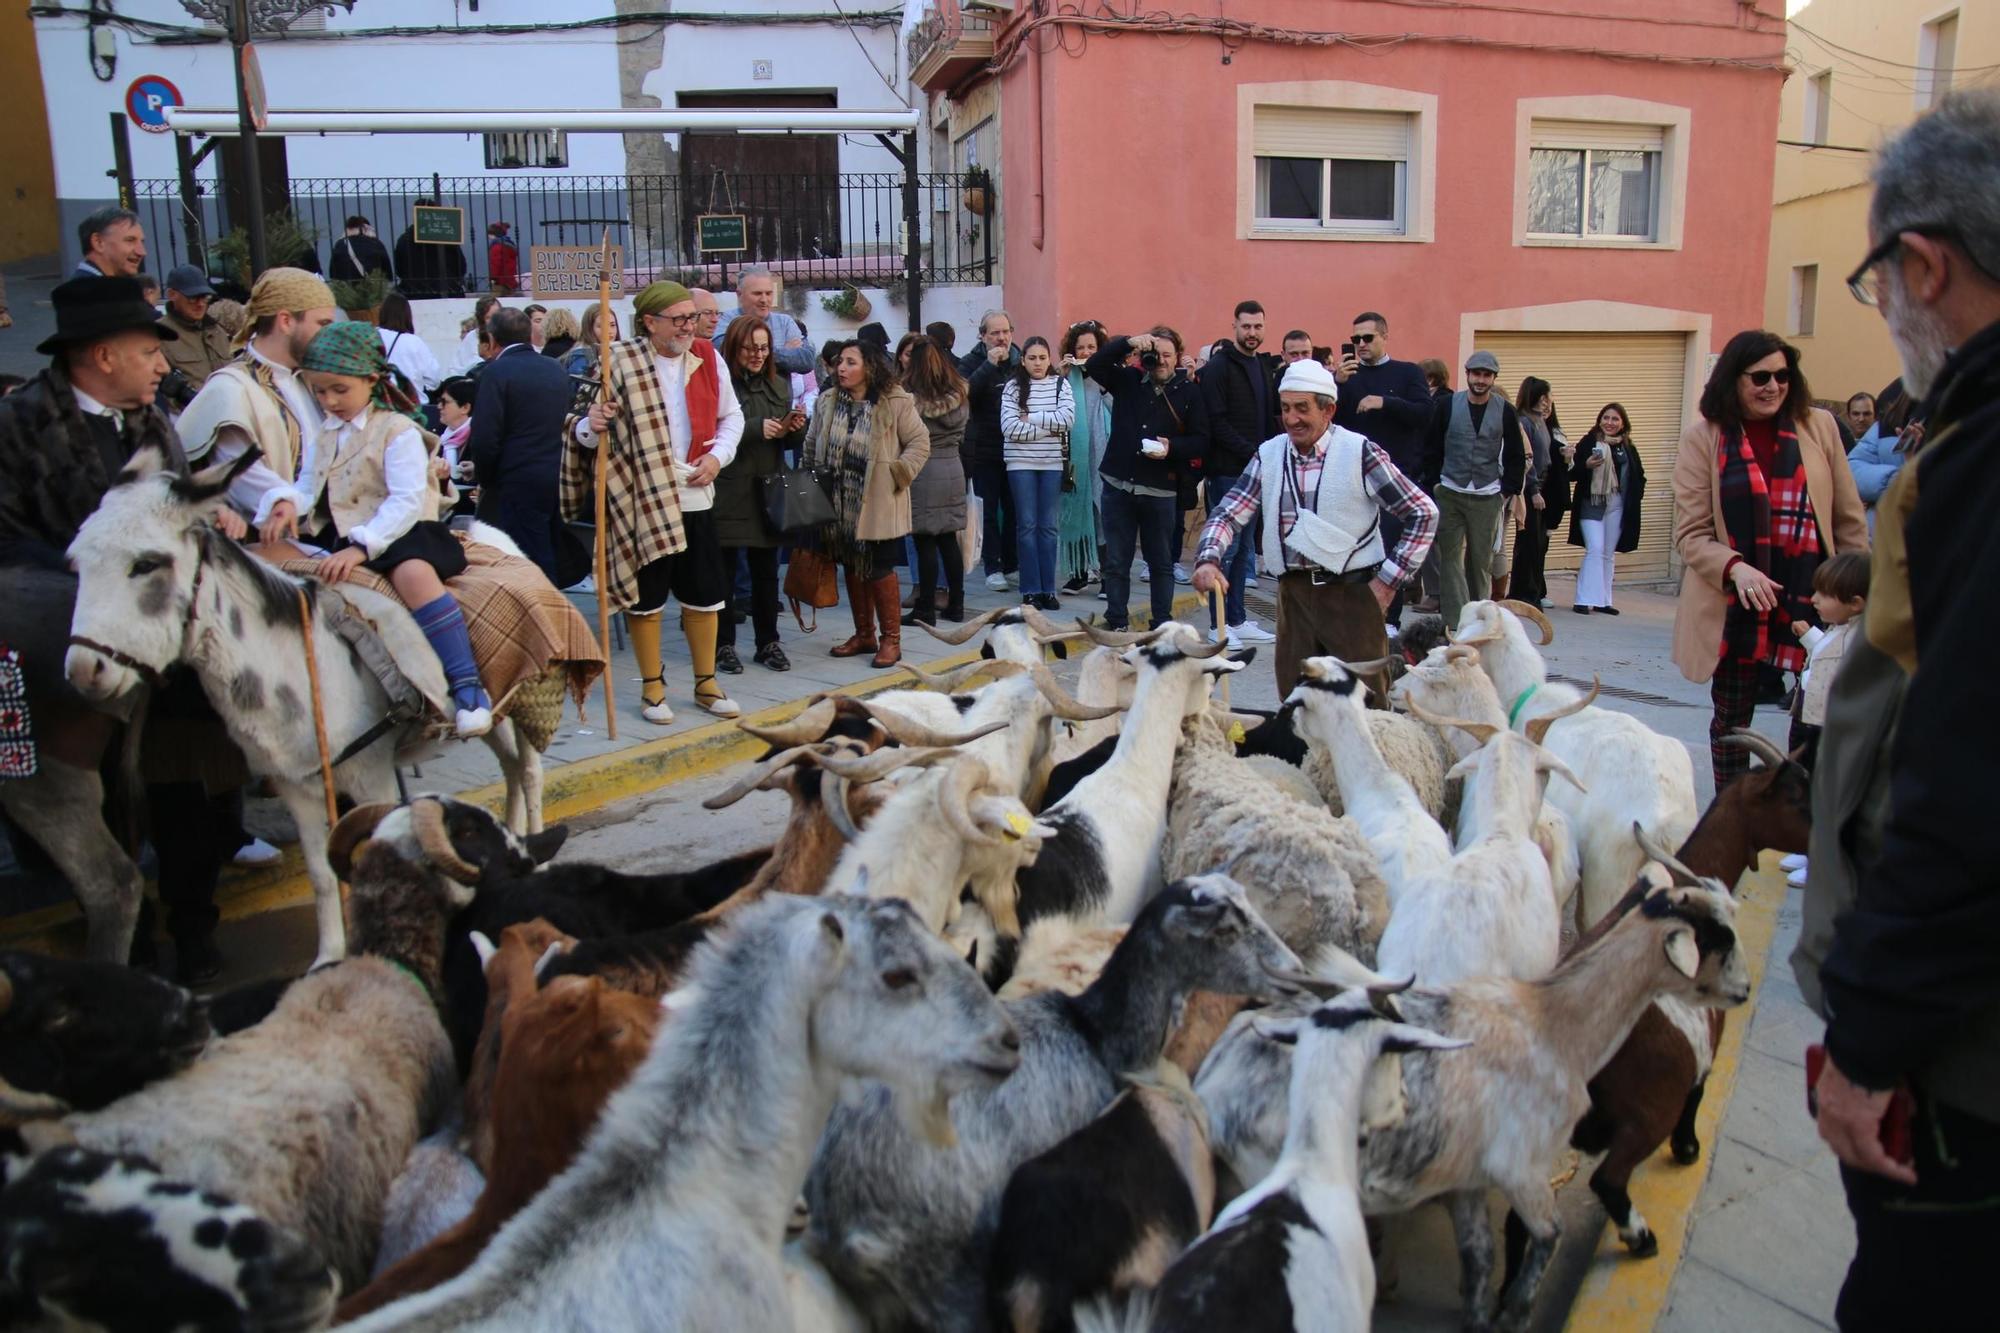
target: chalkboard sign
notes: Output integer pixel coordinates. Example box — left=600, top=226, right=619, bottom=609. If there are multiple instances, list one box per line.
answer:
left=697, top=214, right=748, bottom=254
left=530, top=244, right=626, bottom=297
left=412, top=205, right=465, bottom=246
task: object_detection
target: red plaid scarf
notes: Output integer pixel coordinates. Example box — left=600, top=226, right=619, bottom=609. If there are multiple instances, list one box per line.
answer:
left=1716, top=420, right=1821, bottom=671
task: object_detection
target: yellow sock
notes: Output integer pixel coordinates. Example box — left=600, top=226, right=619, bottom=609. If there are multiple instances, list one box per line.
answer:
left=682, top=608, right=724, bottom=704
left=626, top=611, right=665, bottom=705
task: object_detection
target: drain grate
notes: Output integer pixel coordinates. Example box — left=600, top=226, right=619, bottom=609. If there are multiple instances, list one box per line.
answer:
left=1548, top=674, right=1705, bottom=709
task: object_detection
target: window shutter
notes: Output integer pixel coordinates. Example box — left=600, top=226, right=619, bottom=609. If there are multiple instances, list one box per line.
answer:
left=1253, top=107, right=1411, bottom=161
left=1529, top=119, right=1665, bottom=154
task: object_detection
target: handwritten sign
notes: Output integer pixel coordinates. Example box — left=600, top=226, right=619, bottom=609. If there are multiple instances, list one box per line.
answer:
left=697, top=214, right=748, bottom=254
left=530, top=244, right=627, bottom=296
left=412, top=205, right=465, bottom=246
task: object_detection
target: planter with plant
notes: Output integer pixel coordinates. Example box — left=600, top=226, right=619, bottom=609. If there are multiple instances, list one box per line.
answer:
left=961, top=166, right=993, bottom=217
left=329, top=270, right=392, bottom=323
left=212, top=211, right=320, bottom=286
left=819, top=284, right=871, bottom=322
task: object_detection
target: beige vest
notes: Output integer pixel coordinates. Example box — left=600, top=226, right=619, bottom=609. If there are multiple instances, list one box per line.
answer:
left=310, top=409, right=440, bottom=538
left=176, top=360, right=303, bottom=479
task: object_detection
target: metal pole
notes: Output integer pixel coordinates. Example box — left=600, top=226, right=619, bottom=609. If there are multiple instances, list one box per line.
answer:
left=230, top=0, right=267, bottom=278
left=108, top=113, right=135, bottom=211
left=174, top=135, right=207, bottom=272
left=901, top=129, right=922, bottom=330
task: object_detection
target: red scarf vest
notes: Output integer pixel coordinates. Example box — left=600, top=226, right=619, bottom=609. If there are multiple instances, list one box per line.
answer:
left=684, top=340, right=722, bottom=462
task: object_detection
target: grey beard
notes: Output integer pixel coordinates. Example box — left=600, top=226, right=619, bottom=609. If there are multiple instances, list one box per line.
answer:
left=1885, top=279, right=1952, bottom=400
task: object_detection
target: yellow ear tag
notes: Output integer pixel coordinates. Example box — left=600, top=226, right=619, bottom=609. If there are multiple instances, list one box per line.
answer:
left=1005, top=811, right=1033, bottom=838
left=1227, top=721, right=1248, bottom=745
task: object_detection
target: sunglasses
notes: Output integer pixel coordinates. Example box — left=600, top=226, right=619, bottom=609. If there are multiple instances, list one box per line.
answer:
left=1353, top=332, right=1379, bottom=344
left=1744, top=368, right=1792, bottom=388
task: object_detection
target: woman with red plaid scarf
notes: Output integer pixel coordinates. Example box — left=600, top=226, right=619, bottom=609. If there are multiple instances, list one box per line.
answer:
left=1671, top=331, right=1869, bottom=790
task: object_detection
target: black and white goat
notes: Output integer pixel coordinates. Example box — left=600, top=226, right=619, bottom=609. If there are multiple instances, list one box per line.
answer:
left=0, top=953, right=209, bottom=1125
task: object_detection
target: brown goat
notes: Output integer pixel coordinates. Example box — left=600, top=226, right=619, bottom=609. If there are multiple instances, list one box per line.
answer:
left=336, top=968, right=660, bottom=1321
left=460, top=921, right=577, bottom=1177
left=1570, top=731, right=1811, bottom=1257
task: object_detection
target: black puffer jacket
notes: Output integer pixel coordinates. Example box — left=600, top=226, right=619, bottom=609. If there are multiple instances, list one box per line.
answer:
left=1200, top=339, right=1279, bottom=476
left=958, top=344, right=1022, bottom=471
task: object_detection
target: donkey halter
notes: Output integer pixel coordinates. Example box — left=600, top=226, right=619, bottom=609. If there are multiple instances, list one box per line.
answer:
left=66, top=529, right=215, bottom=692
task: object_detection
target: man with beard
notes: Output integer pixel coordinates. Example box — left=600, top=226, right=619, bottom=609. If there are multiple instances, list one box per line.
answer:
left=1793, top=89, right=2000, bottom=1331
left=1200, top=300, right=1279, bottom=646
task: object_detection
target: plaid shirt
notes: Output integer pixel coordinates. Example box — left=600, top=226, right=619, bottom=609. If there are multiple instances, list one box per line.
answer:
left=1196, top=433, right=1436, bottom=588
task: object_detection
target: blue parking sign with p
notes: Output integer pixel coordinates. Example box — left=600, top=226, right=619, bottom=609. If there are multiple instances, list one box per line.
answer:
left=125, top=76, right=183, bottom=134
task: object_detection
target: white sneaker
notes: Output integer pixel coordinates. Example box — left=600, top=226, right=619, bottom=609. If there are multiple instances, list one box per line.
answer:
left=455, top=705, right=494, bottom=739
left=1223, top=627, right=1245, bottom=651
left=232, top=836, right=282, bottom=867
left=985, top=572, right=1010, bottom=591
left=1138, top=565, right=1150, bottom=583
left=1245, top=574, right=1260, bottom=589
left=1786, top=859, right=1809, bottom=889
left=564, top=574, right=596, bottom=594
left=1779, top=853, right=1807, bottom=873
left=1232, top=619, right=1276, bottom=644
left=1173, top=564, right=1192, bottom=585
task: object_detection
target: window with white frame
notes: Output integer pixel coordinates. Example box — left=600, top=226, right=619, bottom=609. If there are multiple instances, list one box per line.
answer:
left=483, top=130, right=568, bottom=170
left=1805, top=71, right=1832, bottom=145
left=1918, top=11, right=1958, bottom=110
left=1252, top=106, right=1413, bottom=235
left=1791, top=264, right=1819, bottom=337
left=1527, top=120, right=1663, bottom=241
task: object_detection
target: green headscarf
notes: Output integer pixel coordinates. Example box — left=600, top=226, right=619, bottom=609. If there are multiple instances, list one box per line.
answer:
left=300, top=319, right=426, bottom=424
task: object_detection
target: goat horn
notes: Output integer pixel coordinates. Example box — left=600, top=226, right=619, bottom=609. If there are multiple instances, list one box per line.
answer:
left=1014, top=604, right=1070, bottom=640
left=821, top=771, right=862, bottom=841
left=1032, top=630, right=1091, bottom=648
left=1444, top=644, right=1482, bottom=665
left=1633, top=821, right=1703, bottom=888
left=1338, top=655, right=1400, bottom=677
left=912, top=605, right=1012, bottom=646
left=1523, top=676, right=1600, bottom=747
left=411, top=797, right=483, bottom=885
left=1178, top=636, right=1231, bottom=660
left=327, top=801, right=398, bottom=881
left=469, top=931, right=497, bottom=971
left=806, top=743, right=961, bottom=783
left=1074, top=617, right=1169, bottom=648
left=937, top=756, right=1002, bottom=847
left=1719, top=728, right=1790, bottom=771
left=896, top=658, right=1024, bottom=693
left=1446, top=625, right=1500, bottom=647
left=857, top=706, right=1012, bottom=750
left=737, top=698, right=841, bottom=749
left=1026, top=662, right=1123, bottom=721
left=1405, top=695, right=1499, bottom=746
left=704, top=744, right=821, bottom=810
left=1498, top=599, right=1555, bottom=645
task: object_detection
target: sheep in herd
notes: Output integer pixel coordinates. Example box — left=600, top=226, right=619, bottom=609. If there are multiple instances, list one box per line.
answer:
left=803, top=874, right=1358, bottom=1332
left=0, top=1144, right=338, bottom=1332
left=1134, top=987, right=1472, bottom=1333
left=1573, top=730, right=1811, bottom=1257
left=339, top=938, right=663, bottom=1320
left=1374, top=694, right=1591, bottom=989
left=1199, top=844, right=1751, bottom=1332
left=0, top=953, right=209, bottom=1124
left=1389, top=643, right=1582, bottom=917
left=1164, top=708, right=1390, bottom=973
left=33, top=796, right=523, bottom=1290
left=1451, top=600, right=1698, bottom=927
left=341, top=893, right=1020, bottom=1332
left=989, top=1061, right=1216, bottom=1332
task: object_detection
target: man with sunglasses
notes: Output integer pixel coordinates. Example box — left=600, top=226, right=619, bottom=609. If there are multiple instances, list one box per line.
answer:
left=1790, top=89, right=2000, bottom=1332
left=1335, top=311, right=1435, bottom=630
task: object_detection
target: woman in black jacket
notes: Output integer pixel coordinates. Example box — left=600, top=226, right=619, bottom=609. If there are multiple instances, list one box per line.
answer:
left=1509, top=377, right=1567, bottom=607
left=1567, top=401, right=1647, bottom=614
left=713, top=316, right=806, bottom=671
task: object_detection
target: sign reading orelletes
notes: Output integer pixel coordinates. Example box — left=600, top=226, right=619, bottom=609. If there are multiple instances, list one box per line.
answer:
left=531, top=244, right=627, bottom=297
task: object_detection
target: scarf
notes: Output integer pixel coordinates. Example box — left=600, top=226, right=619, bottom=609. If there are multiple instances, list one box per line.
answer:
left=1591, top=436, right=1627, bottom=502
left=1717, top=419, right=1820, bottom=671
left=823, top=395, right=880, bottom=577
left=1059, top=367, right=1100, bottom=581
left=300, top=320, right=427, bottom=424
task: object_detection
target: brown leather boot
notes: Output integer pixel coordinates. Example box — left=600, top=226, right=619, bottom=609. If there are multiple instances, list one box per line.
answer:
left=870, top=574, right=903, bottom=668
left=829, top=571, right=878, bottom=657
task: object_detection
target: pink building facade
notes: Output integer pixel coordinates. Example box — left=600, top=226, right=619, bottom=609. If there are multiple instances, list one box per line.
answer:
left=935, top=0, right=1790, bottom=580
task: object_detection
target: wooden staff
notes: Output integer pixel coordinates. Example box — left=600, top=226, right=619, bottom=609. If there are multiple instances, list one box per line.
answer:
left=297, top=588, right=339, bottom=833
left=592, top=229, right=618, bottom=739
left=1210, top=585, right=1231, bottom=709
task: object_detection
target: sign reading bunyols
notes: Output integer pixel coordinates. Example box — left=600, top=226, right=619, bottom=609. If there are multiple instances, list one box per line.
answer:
left=530, top=245, right=627, bottom=297
left=697, top=214, right=748, bottom=254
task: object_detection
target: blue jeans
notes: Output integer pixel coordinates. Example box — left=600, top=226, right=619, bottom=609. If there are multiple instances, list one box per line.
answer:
left=1100, top=483, right=1178, bottom=629
left=1007, top=468, right=1063, bottom=597
left=971, top=456, right=1016, bottom=577
left=1205, top=473, right=1252, bottom=628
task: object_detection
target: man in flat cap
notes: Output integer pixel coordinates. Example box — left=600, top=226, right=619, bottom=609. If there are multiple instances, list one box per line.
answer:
left=567, top=280, right=744, bottom=724
left=1421, top=348, right=1527, bottom=629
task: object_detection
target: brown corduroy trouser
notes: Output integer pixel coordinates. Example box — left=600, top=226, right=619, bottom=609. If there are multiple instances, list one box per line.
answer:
left=1273, top=571, right=1393, bottom=704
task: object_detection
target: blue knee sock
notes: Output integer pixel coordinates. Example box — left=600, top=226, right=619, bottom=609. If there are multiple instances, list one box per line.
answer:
left=412, top=594, right=488, bottom=712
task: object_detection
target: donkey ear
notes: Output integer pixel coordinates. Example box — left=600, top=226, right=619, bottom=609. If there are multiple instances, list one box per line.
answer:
left=113, top=442, right=173, bottom=487
left=168, top=447, right=261, bottom=506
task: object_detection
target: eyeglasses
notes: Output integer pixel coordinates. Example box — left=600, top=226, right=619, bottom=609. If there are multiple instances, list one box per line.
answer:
left=1847, top=224, right=1963, bottom=306
left=1353, top=332, right=1378, bottom=344
left=649, top=311, right=699, bottom=327
left=1743, top=368, right=1792, bottom=387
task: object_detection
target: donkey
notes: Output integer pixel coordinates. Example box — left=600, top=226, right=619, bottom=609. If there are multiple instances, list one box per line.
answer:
left=63, top=447, right=545, bottom=967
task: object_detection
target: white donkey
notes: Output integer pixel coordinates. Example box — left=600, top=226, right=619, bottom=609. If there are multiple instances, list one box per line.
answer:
left=63, top=447, right=544, bottom=966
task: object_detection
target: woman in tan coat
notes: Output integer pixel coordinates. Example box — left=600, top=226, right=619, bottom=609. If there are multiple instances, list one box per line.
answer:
left=800, top=339, right=930, bottom=667
left=1672, top=330, right=1867, bottom=790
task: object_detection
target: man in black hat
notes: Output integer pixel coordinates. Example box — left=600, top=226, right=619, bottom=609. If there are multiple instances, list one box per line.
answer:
left=158, top=265, right=234, bottom=392
left=0, top=277, right=247, bottom=982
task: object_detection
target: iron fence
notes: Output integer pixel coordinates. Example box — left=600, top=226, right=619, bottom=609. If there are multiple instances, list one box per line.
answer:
left=131, top=171, right=997, bottom=296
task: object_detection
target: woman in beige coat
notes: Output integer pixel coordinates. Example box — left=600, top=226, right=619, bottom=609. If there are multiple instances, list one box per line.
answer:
left=801, top=339, right=930, bottom=667
left=1672, top=330, right=1867, bottom=790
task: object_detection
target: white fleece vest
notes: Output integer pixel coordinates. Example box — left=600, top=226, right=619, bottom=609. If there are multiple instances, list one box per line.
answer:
left=1256, top=427, right=1386, bottom=575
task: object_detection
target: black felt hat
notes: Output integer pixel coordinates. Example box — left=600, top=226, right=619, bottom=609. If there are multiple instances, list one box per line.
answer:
left=37, top=276, right=179, bottom=356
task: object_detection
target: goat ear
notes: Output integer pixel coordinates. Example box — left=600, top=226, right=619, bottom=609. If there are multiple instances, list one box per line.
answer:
left=1048, top=639, right=1068, bottom=661
left=1251, top=1015, right=1303, bottom=1045
left=112, top=443, right=172, bottom=487
left=1446, top=753, right=1479, bottom=783
left=524, top=825, right=568, bottom=865
left=1381, top=1024, right=1473, bottom=1055
left=807, top=911, right=848, bottom=979
left=469, top=931, right=497, bottom=971
left=1206, top=648, right=1252, bottom=674
left=1664, top=926, right=1701, bottom=980
left=1538, top=753, right=1588, bottom=794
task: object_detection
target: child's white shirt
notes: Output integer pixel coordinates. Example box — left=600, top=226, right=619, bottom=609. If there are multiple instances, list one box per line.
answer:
left=265, top=405, right=429, bottom=557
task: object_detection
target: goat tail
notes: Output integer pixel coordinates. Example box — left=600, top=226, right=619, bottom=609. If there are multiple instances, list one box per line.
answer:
left=1073, top=1290, right=1155, bottom=1333
left=463, top=521, right=527, bottom=563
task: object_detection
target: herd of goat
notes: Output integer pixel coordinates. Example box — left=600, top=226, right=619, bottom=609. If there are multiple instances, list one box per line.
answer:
left=0, top=599, right=1812, bottom=1332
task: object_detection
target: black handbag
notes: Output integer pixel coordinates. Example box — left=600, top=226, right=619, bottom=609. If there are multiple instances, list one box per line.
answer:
left=759, top=467, right=836, bottom=534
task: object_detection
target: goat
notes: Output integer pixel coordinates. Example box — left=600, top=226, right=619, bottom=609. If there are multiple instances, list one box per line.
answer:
left=63, top=447, right=558, bottom=967
left=460, top=920, right=577, bottom=1176
left=340, top=894, right=1019, bottom=1332
left=338, top=966, right=661, bottom=1321
left=1572, top=730, right=1812, bottom=1257
left=1199, top=844, right=1751, bottom=1333
left=803, top=874, right=1353, bottom=1332
left=0, top=1144, right=338, bottom=1333
left=1230, top=697, right=1458, bottom=826
left=989, top=1062, right=1215, bottom=1333
left=0, top=953, right=209, bottom=1124
left=37, top=796, right=521, bottom=1290
left=1137, top=988, right=1471, bottom=1333
left=1372, top=695, right=1590, bottom=989
left=1451, top=600, right=1699, bottom=928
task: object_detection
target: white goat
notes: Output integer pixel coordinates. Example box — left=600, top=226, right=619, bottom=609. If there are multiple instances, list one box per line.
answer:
left=1452, top=600, right=1699, bottom=927
left=343, top=893, right=1020, bottom=1332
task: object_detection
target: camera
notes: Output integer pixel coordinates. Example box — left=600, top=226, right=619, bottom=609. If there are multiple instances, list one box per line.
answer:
left=159, top=369, right=197, bottom=412
left=1139, top=348, right=1162, bottom=371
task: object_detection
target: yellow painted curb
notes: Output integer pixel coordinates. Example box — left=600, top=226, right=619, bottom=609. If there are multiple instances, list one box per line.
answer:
left=1559, top=853, right=1789, bottom=1332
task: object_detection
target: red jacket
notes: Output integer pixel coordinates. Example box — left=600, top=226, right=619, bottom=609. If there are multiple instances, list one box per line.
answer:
left=488, top=237, right=519, bottom=291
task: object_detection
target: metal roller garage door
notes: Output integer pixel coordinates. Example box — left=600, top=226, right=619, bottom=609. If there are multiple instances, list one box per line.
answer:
left=1472, top=331, right=1689, bottom=583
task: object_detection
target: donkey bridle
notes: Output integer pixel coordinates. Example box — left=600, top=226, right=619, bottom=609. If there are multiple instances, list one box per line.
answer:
left=67, top=534, right=214, bottom=692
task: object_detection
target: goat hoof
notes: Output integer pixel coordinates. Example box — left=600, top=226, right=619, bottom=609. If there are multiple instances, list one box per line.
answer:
left=1626, top=1229, right=1659, bottom=1258
left=1671, top=1138, right=1701, bottom=1166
